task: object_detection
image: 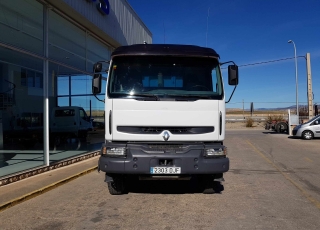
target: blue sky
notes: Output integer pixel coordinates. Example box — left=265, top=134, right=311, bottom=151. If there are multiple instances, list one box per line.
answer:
left=128, top=0, right=320, bottom=110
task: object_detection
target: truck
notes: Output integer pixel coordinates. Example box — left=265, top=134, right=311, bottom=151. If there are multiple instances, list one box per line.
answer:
left=92, top=44, right=239, bottom=194
left=50, top=106, right=93, bottom=144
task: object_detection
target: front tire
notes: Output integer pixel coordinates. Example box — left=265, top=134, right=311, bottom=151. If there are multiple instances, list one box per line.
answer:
left=302, top=130, right=313, bottom=140
left=199, top=175, right=224, bottom=194
left=107, top=177, right=126, bottom=195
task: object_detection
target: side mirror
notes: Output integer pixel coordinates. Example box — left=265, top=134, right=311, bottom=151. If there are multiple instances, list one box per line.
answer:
left=92, top=74, right=102, bottom=94
left=228, top=65, right=239, bottom=85
left=87, top=116, right=94, bottom=122
left=93, top=62, right=102, bottom=73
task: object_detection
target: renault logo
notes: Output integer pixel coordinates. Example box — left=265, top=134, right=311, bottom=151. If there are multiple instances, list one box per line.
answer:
left=162, top=131, right=170, bottom=141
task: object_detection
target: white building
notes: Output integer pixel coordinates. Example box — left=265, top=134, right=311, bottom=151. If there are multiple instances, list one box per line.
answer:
left=0, top=0, right=152, bottom=179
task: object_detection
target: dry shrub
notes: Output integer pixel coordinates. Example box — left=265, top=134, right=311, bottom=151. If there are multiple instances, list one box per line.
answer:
left=246, top=117, right=254, bottom=127
left=265, top=115, right=284, bottom=126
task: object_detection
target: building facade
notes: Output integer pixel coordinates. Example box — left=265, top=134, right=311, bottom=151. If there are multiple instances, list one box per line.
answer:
left=0, top=0, right=152, bottom=179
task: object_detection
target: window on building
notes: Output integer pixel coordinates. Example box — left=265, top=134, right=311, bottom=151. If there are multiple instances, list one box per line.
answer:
left=20, top=68, right=43, bottom=88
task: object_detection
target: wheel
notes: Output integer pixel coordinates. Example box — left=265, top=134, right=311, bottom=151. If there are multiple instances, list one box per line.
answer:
left=78, top=131, right=88, bottom=139
left=302, top=130, right=313, bottom=140
left=276, top=122, right=288, bottom=133
left=265, top=123, right=270, bottom=130
left=107, top=176, right=126, bottom=195
left=199, top=175, right=223, bottom=194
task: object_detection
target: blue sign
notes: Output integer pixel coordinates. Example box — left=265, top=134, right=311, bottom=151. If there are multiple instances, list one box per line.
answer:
left=86, top=0, right=110, bottom=15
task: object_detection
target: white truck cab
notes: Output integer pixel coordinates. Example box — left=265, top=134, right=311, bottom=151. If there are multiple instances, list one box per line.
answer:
left=92, top=44, right=239, bottom=194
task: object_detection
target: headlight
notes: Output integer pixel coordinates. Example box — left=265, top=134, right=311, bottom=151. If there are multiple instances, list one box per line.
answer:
left=204, top=147, right=227, bottom=157
left=101, top=146, right=126, bottom=156
left=293, top=125, right=300, bottom=130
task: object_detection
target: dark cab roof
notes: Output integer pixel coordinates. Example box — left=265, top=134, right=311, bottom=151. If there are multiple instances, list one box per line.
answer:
left=111, top=44, right=220, bottom=58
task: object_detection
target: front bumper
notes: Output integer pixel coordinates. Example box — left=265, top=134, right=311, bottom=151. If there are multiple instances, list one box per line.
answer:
left=98, top=142, right=229, bottom=175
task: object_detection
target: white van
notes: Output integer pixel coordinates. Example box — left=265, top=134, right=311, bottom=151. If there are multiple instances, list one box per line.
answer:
left=292, top=115, right=320, bottom=140
left=50, top=106, right=93, bottom=139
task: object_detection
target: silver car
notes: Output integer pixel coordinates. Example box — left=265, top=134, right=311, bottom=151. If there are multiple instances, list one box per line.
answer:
left=293, top=115, right=320, bottom=140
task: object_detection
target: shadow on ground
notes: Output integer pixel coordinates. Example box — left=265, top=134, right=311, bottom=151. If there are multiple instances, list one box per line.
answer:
left=123, top=177, right=224, bottom=195
left=262, top=131, right=288, bottom=135
left=287, top=136, right=320, bottom=140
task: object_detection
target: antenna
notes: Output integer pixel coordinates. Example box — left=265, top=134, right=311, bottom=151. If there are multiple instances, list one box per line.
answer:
left=163, top=22, right=166, bottom=44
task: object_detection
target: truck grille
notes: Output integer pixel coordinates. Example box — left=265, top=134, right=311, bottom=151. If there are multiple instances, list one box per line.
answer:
left=117, top=126, right=214, bottom=134
left=147, top=144, right=184, bottom=150
left=142, top=127, right=188, bottom=134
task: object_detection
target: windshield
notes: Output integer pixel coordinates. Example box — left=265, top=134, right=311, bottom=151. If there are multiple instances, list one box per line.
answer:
left=107, top=56, right=223, bottom=100
left=303, top=115, right=320, bottom=124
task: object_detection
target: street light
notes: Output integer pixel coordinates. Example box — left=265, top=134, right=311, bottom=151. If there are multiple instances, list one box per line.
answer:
left=288, top=40, right=299, bottom=116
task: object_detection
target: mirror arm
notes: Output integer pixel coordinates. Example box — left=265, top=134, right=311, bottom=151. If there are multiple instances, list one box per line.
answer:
left=220, top=60, right=236, bottom=66
left=226, top=85, right=237, bottom=103
left=95, top=60, right=110, bottom=68
left=93, top=60, right=110, bottom=73
left=94, top=94, right=105, bottom=103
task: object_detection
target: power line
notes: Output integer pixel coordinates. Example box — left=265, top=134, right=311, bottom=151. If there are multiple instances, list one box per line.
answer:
left=221, top=55, right=305, bottom=69
left=228, top=101, right=317, bottom=104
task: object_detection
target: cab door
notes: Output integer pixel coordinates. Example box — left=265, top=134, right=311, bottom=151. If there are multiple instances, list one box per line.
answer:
left=311, top=117, right=320, bottom=137
left=79, top=109, right=92, bottom=132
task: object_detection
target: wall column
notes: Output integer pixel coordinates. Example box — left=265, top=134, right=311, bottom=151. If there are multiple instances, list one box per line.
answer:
left=43, top=4, right=49, bottom=166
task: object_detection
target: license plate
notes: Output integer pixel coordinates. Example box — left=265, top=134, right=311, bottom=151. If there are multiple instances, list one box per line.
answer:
left=150, top=167, right=181, bottom=174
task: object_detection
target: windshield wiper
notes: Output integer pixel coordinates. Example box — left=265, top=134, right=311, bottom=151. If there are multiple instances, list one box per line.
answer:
left=127, top=93, right=159, bottom=101
left=166, top=94, right=212, bottom=100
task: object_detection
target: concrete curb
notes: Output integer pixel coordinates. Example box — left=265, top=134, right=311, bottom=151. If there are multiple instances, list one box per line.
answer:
left=0, top=165, right=98, bottom=212
left=0, top=151, right=100, bottom=187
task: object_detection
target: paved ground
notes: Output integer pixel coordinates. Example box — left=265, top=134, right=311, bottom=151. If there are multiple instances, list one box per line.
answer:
left=1, top=130, right=320, bottom=230
left=0, top=157, right=98, bottom=206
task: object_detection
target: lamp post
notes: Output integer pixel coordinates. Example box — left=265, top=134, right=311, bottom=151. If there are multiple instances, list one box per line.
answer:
left=288, top=40, right=299, bottom=116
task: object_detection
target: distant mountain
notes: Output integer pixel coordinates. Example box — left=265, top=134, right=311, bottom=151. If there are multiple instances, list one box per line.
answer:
left=256, top=105, right=299, bottom=111
left=227, top=105, right=299, bottom=111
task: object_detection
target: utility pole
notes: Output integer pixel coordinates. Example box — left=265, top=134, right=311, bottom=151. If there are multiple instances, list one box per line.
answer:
left=206, top=7, right=210, bottom=47
left=288, top=40, right=299, bottom=115
left=242, top=99, right=244, bottom=118
left=163, top=22, right=166, bottom=44
left=306, top=53, right=313, bottom=120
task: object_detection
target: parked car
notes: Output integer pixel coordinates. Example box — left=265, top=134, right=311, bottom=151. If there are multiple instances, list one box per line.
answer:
left=50, top=106, right=93, bottom=139
left=292, top=115, right=320, bottom=140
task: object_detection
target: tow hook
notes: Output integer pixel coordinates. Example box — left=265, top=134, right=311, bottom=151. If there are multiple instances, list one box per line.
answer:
left=105, top=174, right=114, bottom=183
left=213, top=173, right=225, bottom=182
left=213, top=177, right=225, bottom=182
